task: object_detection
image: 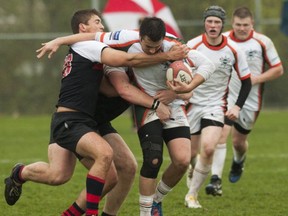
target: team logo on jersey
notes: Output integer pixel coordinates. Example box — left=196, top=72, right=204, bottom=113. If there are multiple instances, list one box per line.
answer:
left=110, top=31, right=121, bottom=40
left=246, top=49, right=261, bottom=61
left=219, top=56, right=232, bottom=69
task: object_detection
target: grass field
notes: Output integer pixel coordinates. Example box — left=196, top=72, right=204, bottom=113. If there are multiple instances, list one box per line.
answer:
left=1, top=110, right=288, bottom=216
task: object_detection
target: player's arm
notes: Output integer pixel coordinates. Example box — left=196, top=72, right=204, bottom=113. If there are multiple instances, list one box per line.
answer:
left=251, top=64, right=283, bottom=85
left=101, top=46, right=188, bottom=67
left=154, top=90, right=193, bottom=105
left=167, top=73, right=206, bottom=93
left=99, top=76, right=119, bottom=97
left=225, top=76, right=252, bottom=121
left=166, top=49, right=215, bottom=93
left=106, top=66, right=171, bottom=121
left=36, top=33, right=96, bottom=59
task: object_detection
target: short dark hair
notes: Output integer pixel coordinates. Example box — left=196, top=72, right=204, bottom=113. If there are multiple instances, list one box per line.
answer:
left=71, top=9, right=101, bottom=34
left=233, top=6, right=253, bottom=19
left=139, top=17, right=166, bottom=42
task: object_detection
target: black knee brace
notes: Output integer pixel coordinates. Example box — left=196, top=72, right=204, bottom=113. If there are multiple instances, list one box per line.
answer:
left=140, top=135, right=163, bottom=178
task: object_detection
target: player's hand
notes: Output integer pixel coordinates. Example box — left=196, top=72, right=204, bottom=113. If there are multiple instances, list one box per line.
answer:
left=168, top=44, right=189, bottom=61
left=250, top=74, right=259, bottom=85
left=156, top=102, right=171, bottom=121
left=36, top=39, right=60, bottom=59
left=166, top=79, right=191, bottom=93
left=225, top=105, right=240, bottom=121
left=154, top=89, right=176, bottom=105
left=176, top=91, right=193, bottom=101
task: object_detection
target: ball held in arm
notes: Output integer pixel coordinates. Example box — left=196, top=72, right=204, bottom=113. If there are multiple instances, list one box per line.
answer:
left=166, top=60, right=193, bottom=85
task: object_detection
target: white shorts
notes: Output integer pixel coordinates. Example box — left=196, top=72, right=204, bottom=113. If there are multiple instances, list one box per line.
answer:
left=136, top=104, right=189, bottom=129
left=187, top=104, right=225, bottom=134
left=234, top=108, right=259, bottom=130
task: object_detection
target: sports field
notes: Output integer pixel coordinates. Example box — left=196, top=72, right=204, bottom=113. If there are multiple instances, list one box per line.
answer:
left=1, top=110, right=287, bottom=216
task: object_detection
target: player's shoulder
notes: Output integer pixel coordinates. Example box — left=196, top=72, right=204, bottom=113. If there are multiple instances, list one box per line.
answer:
left=71, top=40, right=107, bottom=51
left=96, top=29, right=139, bottom=43
left=252, top=31, right=273, bottom=45
left=222, top=30, right=231, bottom=37
left=187, top=34, right=203, bottom=48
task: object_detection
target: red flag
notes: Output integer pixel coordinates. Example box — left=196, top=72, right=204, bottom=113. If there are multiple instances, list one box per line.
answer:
left=102, top=0, right=182, bottom=38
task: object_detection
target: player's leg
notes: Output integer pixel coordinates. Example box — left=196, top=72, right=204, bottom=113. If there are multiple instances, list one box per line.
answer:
left=101, top=132, right=137, bottom=215
left=61, top=161, right=118, bottom=216
left=229, top=126, right=249, bottom=183
left=206, top=123, right=231, bottom=196
left=4, top=143, right=77, bottom=205
left=152, top=108, right=191, bottom=216
left=76, top=132, right=114, bottom=216
left=228, top=109, right=257, bottom=183
left=185, top=124, right=223, bottom=208
left=154, top=135, right=190, bottom=205
left=137, top=120, right=164, bottom=216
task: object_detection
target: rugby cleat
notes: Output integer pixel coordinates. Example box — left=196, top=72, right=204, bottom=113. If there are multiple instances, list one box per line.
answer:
left=4, top=163, right=24, bottom=205
left=205, top=175, right=222, bottom=196
left=229, top=158, right=245, bottom=183
left=151, top=201, right=163, bottom=216
left=184, top=194, right=202, bottom=208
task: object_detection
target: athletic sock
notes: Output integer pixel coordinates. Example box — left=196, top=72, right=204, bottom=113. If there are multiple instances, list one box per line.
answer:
left=188, top=159, right=211, bottom=196
left=139, top=194, right=153, bottom=216
left=61, top=202, right=85, bottom=216
left=12, top=165, right=26, bottom=184
left=86, top=174, right=105, bottom=216
left=153, top=180, right=172, bottom=203
left=212, top=143, right=227, bottom=178
left=232, top=141, right=248, bottom=163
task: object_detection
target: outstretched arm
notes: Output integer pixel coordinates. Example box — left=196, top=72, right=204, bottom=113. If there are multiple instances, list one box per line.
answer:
left=36, top=33, right=96, bottom=59
left=107, top=68, right=171, bottom=121
left=100, top=45, right=188, bottom=67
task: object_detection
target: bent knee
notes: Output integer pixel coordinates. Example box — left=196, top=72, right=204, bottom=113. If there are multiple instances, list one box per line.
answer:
left=116, top=157, right=137, bottom=176
left=47, top=173, right=72, bottom=185
left=174, top=158, right=190, bottom=171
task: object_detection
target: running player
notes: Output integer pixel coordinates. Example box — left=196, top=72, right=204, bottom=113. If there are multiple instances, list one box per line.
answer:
left=183, top=6, right=252, bottom=208
left=206, top=6, right=283, bottom=196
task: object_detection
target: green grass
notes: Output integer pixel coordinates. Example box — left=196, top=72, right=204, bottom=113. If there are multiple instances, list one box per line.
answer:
left=1, top=110, right=288, bottom=216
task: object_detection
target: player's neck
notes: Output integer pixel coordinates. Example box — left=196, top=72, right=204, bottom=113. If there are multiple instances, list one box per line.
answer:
left=206, top=35, right=223, bottom=46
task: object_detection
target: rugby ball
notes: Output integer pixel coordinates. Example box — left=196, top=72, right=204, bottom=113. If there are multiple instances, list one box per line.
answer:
left=166, top=60, right=193, bottom=84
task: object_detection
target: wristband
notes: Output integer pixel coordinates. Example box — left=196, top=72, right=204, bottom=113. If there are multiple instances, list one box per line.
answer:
left=151, top=99, right=160, bottom=110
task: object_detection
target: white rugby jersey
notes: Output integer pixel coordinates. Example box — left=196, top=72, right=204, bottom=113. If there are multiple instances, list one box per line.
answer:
left=224, top=30, right=282, bottom=111
left=187, top=34, right=250, bottom=108
left=95, top=30, right=213, bottom=105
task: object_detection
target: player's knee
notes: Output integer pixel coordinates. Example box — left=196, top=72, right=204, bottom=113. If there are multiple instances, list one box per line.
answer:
left=125, top=157, right=138, bottom=178
left=203, top=144, right=215, bottom=158
left=115, top=153, right=137, bottom=178
left=97, top=144, right=114, bottom=164
left=48, top=172, right=72, bottom=185
left=172, top=155, right=191, bottom=173
left=140, top=135, right=163, bottom=178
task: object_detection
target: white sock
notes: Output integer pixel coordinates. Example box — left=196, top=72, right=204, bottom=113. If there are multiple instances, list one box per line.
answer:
left=188, top=159, right=211, bottom=196
left=153, top=180, right=172, bottom=203
left=233, top=141, right=248, bottom=163
left=139, top=194, right=153, bottom=216
left=212, top=143, right=227, bottom=178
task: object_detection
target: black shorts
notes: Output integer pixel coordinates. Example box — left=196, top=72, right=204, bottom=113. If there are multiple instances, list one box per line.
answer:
left=94, top=94, right=130, bottom=124
left=98, top=122, right=118, bottom=136
left=50, top=112, right=99, bottom=158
